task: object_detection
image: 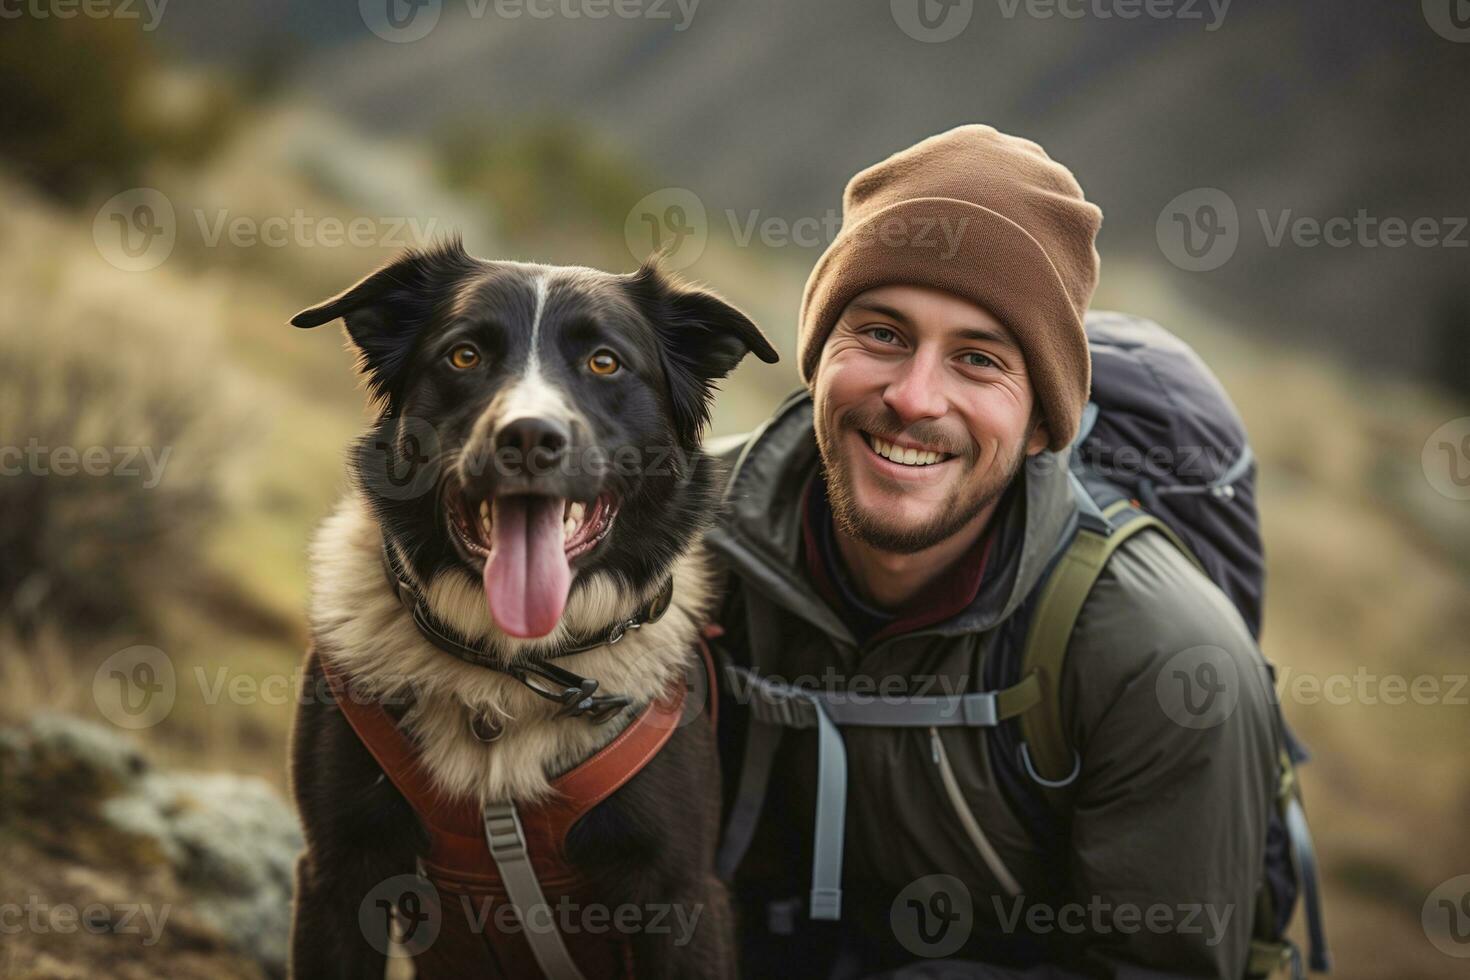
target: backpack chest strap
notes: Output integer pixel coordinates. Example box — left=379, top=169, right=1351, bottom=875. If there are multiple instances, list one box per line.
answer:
left=716, top=662, right=1038, bottom=923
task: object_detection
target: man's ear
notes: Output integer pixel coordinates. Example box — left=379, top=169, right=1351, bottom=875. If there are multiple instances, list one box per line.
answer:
left=1025, top=411, right=1051, bottom=456
left=290, top=238, right=477, bottom=405
left=624, top=259, right=780, bottom=438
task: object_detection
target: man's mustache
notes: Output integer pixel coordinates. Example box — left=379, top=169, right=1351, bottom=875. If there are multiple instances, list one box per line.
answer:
left=839, top=406, right=976, bottom=463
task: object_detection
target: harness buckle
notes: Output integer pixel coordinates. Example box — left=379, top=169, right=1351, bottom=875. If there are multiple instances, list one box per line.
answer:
left=580, top=695, right=632, bottom=724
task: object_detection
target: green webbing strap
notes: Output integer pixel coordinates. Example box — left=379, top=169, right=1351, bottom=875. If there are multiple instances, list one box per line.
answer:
left=1017, top=509, right=1195, bottom=784
left=1246, top=938, right=1297, bottom=979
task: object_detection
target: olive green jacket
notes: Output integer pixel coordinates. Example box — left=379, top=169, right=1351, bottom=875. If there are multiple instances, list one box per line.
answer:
left=704, top=389, right=1281, bottom=979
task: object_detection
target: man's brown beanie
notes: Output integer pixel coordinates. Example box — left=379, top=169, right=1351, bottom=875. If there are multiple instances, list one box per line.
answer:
left=798, top=124, right=1102, bottom=451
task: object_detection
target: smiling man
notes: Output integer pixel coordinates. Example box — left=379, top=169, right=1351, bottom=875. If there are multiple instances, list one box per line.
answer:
left=704, top=125, right=1281, bottom=978
left=813, top=285, right=1046, bottom=608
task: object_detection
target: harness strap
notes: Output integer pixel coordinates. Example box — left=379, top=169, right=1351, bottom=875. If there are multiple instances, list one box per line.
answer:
left=539, top=678, right=688, bottom=838
left=715, top=718, right=783, bottom=881
left=318, top=648, right=693, bottom=978
left=695, top=623, right=723, bottom=732
left=317, top=648, right=454, bottom=824
left=717, top=662, right=1037, bottom=922
left=809, top=699, right=845, bottom=920
left=1286, top=796, right=1331, bottom=973
left=483, top=802, right=588, bottom=980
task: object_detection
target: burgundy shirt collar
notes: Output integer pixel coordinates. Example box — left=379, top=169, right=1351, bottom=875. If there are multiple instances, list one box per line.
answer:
left=800, top=468, right=997, bottom=647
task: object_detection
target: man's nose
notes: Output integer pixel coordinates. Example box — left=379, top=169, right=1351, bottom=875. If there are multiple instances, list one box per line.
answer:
left=881, top=349, right=948, bottom=422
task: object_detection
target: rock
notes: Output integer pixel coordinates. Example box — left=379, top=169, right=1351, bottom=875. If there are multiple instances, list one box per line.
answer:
left=105, top=770, right=303, bottom=974
left=0, top=713, right=302, bottom=979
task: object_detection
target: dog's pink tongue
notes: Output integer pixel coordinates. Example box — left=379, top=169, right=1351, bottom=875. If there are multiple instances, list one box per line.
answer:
left=484, top=496, right=570, bottom=638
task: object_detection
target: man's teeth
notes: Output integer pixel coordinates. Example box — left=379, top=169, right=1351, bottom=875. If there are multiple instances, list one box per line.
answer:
left=869, top=434, right=946, bottom=466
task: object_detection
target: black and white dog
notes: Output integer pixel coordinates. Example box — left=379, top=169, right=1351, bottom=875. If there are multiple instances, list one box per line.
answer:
left=287, top=239, right=776, bottom=978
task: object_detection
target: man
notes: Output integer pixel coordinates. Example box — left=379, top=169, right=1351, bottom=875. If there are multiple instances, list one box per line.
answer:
left=703, top=125, right=1280, bottom=978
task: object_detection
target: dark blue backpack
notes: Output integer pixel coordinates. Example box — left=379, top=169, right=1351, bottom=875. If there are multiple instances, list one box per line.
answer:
left=984, top=311, right=1330, bottom=978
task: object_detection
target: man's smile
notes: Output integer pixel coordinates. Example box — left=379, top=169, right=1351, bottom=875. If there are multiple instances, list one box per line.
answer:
left=854, top=428, right=961, bottom=481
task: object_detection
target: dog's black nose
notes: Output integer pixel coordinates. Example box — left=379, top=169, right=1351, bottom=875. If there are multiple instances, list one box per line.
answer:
left=495, top=417, right=570, bottom=472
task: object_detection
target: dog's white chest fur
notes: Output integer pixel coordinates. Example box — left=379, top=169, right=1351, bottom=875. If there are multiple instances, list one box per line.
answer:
left=307, top=493, right=717, bottom=805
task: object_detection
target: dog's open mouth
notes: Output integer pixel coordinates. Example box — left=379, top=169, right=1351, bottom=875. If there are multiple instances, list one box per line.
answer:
left=446, top=488, right=619, bottom=638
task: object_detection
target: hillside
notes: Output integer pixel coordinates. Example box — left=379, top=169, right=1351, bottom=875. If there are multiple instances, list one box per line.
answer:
left=0, top=100, right=1466, bottom=977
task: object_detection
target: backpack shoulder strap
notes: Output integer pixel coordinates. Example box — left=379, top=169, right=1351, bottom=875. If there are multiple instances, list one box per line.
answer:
left=1017, top=493, right=1196, bottom=785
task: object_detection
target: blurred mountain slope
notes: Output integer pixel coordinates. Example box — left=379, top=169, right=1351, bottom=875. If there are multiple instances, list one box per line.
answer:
left=149, top=0, right=1470, bottom=393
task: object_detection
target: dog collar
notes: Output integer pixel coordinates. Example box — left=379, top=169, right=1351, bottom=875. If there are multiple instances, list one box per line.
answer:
left=380, top=538, right=675, bottom=724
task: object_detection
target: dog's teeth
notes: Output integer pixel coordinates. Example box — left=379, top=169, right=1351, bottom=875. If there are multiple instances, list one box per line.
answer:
left=568, top=501, right=585, bottom=524
left=481, top=515, right=491, bottom=534
left=479, top=500, right=489, bottom=519
left=564, top=517, right=576, bottom=542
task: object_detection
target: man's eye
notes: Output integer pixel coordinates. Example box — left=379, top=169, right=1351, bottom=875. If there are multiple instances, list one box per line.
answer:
left=869, top=326, right=898, bottom=344
left=963, top=352, right=995, bottom=369
left=449, top=344, right=481, bottom=370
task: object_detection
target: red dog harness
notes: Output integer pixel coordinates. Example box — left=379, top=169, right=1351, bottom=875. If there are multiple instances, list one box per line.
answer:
left=320, top=627, right=721, bottom=980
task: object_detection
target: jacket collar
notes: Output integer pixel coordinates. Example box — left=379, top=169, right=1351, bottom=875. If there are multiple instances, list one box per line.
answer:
left=704, top=388, right=1079, bottom=648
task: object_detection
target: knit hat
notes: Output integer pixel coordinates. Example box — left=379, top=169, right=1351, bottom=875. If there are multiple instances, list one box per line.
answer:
left=798, top=124, right=1102, bottom=451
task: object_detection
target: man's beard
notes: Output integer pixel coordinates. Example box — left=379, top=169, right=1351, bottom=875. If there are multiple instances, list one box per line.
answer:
left=815, top=404, right=1028, bottom=555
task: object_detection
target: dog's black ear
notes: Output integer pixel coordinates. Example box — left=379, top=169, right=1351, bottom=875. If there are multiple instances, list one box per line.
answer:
left=291, top=238, right=476, bottom=404
left=625, top=259, right=779, bottom=438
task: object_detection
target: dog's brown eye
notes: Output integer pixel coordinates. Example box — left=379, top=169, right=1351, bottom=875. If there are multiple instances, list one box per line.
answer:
left=588, top=350, right=620, bottom=376
left=449, top=345, right=480, bottom=370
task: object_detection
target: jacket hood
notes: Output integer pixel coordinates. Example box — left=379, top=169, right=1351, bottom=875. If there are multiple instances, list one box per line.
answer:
left=703, top=388, right=1080, bottom=648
